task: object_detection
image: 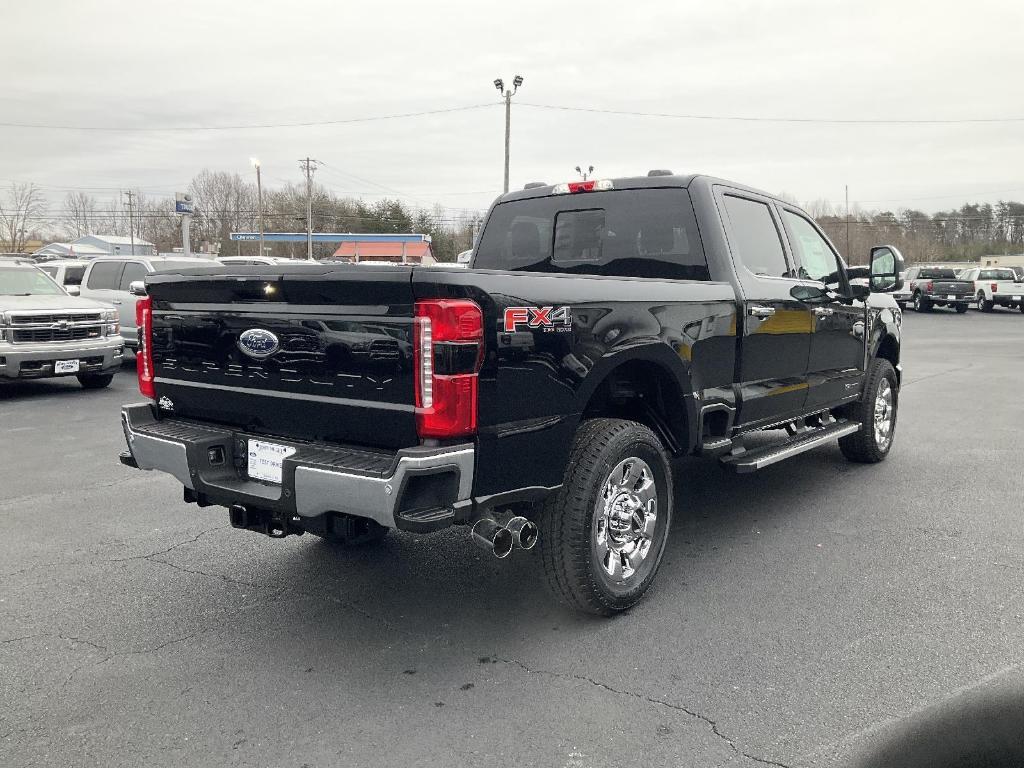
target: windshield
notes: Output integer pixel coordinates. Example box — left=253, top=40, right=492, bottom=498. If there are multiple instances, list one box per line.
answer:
left=475, top=188, right=710, bottom=280
left=0, top=267, right=66, bottom=296
left=918, top=268, right=958, bottom=279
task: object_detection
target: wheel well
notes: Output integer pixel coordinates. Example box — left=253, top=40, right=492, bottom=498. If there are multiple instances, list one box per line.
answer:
left=581, top=360, right=689, bottom=454
left=876, top=334, right=900, bottom=382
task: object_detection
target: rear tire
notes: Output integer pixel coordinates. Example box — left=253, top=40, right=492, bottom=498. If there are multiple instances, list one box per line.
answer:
left=978, top=291, right=994, bottom=312
left=955, top=303, right=968, bottom=314
left=539, top=418, right=673, bottom=616
left=838, top=358, right=898, bottom=463
left=77, top=373, right=114, bottom=389
left=912, top=292, right=931, bottom=312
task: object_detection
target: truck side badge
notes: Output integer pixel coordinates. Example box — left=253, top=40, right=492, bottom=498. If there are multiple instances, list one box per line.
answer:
left=503, top=306, right=572, bottom=333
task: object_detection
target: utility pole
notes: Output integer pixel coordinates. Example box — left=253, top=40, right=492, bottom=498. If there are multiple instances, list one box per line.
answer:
left=575, top=165, right=594, bottom=181
left=845, top=184, right=851, bottom=261
left=250, top=158, right=264, bottom=258
left=300, top=157, right=319, bottom=260
left=493, top=75, right=524, bottom=194
left=123, top=190, right=136, bottom=254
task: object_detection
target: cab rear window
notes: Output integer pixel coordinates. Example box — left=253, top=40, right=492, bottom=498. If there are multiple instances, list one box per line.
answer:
left=475, top=188, right=709, bottom=281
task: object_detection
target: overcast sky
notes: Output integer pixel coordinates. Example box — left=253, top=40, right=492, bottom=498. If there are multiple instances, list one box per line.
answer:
left=1, top=0, right=1022, bottom=218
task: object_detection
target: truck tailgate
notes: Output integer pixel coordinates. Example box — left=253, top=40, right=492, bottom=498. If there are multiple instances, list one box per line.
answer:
left=145, top=266, right=418, bottom=450
left=929, top=279, right=972, bottom=296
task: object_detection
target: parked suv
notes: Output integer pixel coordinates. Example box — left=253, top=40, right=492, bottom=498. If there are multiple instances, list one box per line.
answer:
left=80, top=256, right=220, bottom=349
left=0, top=260, right=123, bottom=387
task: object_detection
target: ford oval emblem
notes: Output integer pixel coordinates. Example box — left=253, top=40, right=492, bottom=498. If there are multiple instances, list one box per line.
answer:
left=237, top=328, right=280, bottom=359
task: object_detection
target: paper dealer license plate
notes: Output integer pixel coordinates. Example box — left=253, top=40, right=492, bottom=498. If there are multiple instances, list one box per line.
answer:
left=55, top=359, right=80, bottom=374
left=247, top=439, right=297, bottom=484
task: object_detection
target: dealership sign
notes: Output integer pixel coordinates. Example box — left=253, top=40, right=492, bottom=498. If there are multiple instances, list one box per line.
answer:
left=175, top=193, right=194, bottom=215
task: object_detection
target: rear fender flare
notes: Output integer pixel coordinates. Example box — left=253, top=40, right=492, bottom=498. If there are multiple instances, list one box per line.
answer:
left=570, top=343, right=698, bottom=453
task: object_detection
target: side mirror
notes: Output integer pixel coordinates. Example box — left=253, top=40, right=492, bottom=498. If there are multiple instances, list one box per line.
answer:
left=869, top=245, right=905, bottom=292
left=790, top=284, right=831, bottom=303
left=65, top=285, right=81, bottom=297
left=129, top=280, right=147, bottom=297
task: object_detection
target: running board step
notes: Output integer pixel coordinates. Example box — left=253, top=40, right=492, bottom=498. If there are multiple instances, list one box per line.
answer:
left=720, top=421, right=860, bottom=473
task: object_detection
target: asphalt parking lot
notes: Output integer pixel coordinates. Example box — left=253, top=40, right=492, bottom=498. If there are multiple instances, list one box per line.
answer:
left=2, top=307, right=1023, bottom=768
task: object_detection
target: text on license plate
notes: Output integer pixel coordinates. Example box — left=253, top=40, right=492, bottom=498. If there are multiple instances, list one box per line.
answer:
left=1013, top=295, right=1022, bottom=301
left=946, top=294, right=957, bottom=300
left=55, top=359, right=80, bottom=374
left=248, top=439, right=297, bottom=484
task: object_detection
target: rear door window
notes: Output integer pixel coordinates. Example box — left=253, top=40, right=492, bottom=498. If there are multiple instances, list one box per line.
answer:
left=63, top=266, right=86, bottom=286
left=721, top=195, right=791, bottom=278
left=119, top=261, right=148, bottom=290
left=86, top=261, right=124, bottom=289
left=475, top=188, right=709, bottom=281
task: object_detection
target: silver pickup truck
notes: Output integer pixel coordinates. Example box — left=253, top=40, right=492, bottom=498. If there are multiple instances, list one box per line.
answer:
left=0, top=260, right=124, bottom=388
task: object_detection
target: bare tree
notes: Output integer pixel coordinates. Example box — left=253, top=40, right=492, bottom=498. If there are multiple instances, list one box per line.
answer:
left=61, top=191, right=98, bottom=238
left=0, top=182, right=47, bottom=252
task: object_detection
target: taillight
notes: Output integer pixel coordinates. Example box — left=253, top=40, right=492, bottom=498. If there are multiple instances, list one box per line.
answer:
left=136, top=296, right=155, bottom=399
left=414, top=299, right=483, bottom=439
left=925, top=280, right=933, bottom=292
left=991, top=283, right=998, bottom=293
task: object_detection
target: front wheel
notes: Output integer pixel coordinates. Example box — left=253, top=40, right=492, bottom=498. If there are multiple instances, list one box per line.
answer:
left=539, top=418, right=673, bottom=616
left=838, top=359, right=898, bottom=463
left=77, top=373, right=114, bottom=389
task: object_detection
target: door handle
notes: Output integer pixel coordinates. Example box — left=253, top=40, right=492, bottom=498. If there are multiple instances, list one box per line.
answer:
left=813, top=307, right=834, bottom=317
left=748, top=305, right=776, bottom=318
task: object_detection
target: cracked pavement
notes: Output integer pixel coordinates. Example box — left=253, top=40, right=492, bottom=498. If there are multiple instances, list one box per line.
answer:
left=2, top=310, right=1023, bottom=767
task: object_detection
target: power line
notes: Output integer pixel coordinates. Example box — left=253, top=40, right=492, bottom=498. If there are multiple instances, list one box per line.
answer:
left=0, top=103, right=499, bottom=132
left=516, top=102, right=1024, bottom=125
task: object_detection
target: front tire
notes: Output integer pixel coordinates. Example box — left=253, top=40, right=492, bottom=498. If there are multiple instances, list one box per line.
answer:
left=838, top=359, right=898, bottom=463
left=77, top=373, right=114, bottom=389
left=539, top=418, right=673, bottom=616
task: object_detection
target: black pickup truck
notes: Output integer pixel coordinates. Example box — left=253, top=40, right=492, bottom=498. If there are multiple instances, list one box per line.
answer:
left=120, top=173, right=904, bottom=615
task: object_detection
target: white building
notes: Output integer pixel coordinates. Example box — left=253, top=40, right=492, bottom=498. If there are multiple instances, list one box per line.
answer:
left=73, top=234, right=155, bottom=256
left=33, top=242, right=109, bottom=260
left=34, top=234, right=155, bottom=260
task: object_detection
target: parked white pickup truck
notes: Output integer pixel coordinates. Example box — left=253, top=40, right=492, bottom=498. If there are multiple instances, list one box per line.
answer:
left=0, top=260, right=123, bottom=387
left=959, top=267, right=1024, bottom=312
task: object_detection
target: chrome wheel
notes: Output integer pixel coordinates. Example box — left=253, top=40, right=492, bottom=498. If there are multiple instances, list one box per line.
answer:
left=977, top=291, right=985, bottom=309
left=873, top=379, right=895, bottom=450
left=594, top=457, right=658, bottom=583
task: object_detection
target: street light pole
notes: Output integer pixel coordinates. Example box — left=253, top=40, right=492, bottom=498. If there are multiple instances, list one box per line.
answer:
left=494, top=75, right=523, bottom=194
left=251, top=158, right=264, bottom=258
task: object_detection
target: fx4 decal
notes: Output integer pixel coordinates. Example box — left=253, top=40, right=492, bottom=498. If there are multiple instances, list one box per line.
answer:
left=503, top=306, right=572, bottom=333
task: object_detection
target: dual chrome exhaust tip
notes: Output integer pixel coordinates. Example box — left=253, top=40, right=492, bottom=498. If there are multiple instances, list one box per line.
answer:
left=471, top=515, right=538, bottom=559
